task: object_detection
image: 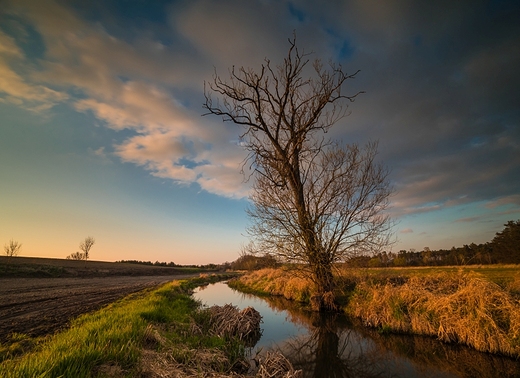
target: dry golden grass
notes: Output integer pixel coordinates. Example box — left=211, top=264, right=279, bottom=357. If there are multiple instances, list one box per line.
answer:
left=236, top=268, right=315, bottom=303
left=235, top=267, right=520, bottom=357
left=140, top=347, right=241, bottom=377
left=348, top=272, right=520, bottom=357
left=505, top=272, right=520, bottom=298
left=255, top=351, right=302, bottom=378
left=207, top=304, right=262, bottom=346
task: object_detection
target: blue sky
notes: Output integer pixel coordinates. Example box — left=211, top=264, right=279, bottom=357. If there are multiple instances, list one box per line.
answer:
left=1, top=0, right=519, bottom=264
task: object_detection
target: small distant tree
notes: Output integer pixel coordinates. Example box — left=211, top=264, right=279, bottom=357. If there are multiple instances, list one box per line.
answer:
left=79, top=236, right=95, bottom=261
left=66, top=251, right=86, bottom=260
left=4, top=239, right=22, bottom=257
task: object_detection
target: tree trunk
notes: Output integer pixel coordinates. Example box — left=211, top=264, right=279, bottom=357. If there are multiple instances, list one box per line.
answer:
left=310, top=258, right=336, bottom=311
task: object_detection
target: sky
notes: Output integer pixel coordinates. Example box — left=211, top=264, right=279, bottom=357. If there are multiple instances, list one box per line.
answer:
left=1, top=0, right=519, bottom=265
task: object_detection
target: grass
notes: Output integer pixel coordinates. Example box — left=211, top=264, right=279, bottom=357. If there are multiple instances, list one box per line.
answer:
left=337, top=264, right=520, bottom=288
left=348, top=271, right=520, bottom=357
left=231, top=265, right=520, bottom=358
left=0, top=274, right=242, bottom=377
left=229, top=268, right=314, bottom=303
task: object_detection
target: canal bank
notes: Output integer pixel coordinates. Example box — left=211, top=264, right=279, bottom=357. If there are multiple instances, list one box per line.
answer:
left=194, top=280, right=520, bottom=377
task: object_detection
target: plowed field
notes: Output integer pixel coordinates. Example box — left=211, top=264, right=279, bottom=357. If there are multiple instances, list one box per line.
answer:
left=0, top=257, right=201, bottom=342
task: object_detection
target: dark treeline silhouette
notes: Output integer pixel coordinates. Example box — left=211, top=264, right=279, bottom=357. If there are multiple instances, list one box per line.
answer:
left=229, top=254, right=279, bottom=271
left=348, top=220, right=520, bottom=267
left=117, top=259, right=178, bottom=267
left=116, top=260, right=221, bottom=270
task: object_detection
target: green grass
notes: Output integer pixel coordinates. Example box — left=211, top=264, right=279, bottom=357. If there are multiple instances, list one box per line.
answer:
left=0, top=274, right=239, bottom=377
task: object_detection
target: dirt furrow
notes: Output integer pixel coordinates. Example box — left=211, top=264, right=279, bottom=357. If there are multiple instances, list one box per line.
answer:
left=0, top=275, right=196, bottom=343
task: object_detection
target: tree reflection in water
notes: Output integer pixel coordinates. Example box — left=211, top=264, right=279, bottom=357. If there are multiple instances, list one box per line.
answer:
left=259, top=295, right=519, bottom=378
left=196, top=283, right=519, bottom=377
left=273, top=312, right=393, bottom=378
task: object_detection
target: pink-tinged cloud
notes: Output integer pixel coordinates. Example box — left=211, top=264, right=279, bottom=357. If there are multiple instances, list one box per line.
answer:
left=196, top=164, right=251, bottom=199
left=4, top=0, right=518, bottom=214
left=0, top=31, right=68, bottom=110
left=485, top=194, right=520, bottom=209
left=0, top=31, right=23, bottom=57
left=1, top=0, right=252, bottom=199
left=400, top=228, right=413, bottom=234
left=73, top=80, right=194, bottom=134
left=454, top=217, right=479, bottom=223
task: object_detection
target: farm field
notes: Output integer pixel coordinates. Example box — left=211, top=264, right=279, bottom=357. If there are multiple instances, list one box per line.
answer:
left=0, top=257, right=202, bottom=342
left=0, top=275, right=201, bottom=343
left=0, top=256, right=199, bottom=278
left=0, top=275, right=250, bottom=377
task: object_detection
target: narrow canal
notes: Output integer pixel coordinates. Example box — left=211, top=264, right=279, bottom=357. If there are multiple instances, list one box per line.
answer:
left=193, top=281, right=520, bottom=378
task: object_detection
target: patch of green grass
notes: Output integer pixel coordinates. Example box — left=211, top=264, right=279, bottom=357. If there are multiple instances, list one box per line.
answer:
left=0, top=289, right=151, bottom=377
left=0, top=274, right=239, bottom=377
left=0, top=333, right=37, bottom=363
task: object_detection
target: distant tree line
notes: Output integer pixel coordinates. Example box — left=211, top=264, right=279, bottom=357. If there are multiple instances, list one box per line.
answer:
left=116, top=260, right=222, bottom=270
left=229, top=253, right=279, bottom=271
left=348, top=220, right=520, bottom=267
left=117, top=260, right=179, bottom=267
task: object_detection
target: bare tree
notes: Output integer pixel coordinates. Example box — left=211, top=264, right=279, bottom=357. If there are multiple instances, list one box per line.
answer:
left=4, top=239, right=22, bottom=257
left=66, top=251, right=85, bottom=260
left=204, top=36, right=393, bottom=310
left=79, top=236, right=95, bottom=261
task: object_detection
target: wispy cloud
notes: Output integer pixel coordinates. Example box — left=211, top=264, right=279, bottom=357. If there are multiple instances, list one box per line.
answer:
left=2, top=0, right=519, bottom=213
left=454, top=217, right=480, bottom=223
left=2, top=0, right=253, bottom=198
left=0, top=30, right=68, bottom=111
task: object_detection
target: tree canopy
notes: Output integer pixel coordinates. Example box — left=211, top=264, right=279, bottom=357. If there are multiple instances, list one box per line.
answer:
left=204, top=36, right=393, bottom=310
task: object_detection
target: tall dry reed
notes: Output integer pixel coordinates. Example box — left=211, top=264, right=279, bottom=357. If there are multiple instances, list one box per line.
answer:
left=234, top=268, right=314, bottom=303
left=348, top=272, right=520, bottom=357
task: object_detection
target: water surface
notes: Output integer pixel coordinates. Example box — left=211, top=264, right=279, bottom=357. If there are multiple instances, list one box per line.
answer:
left=193, top=282, right=520, bottom=378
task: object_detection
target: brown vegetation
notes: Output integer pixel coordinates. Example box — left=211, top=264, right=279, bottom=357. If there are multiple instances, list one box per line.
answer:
left=349, top=271, right=520, bottom=357
left=255, top=351, right=302, bottom=378
left=205, top=304, right=262, bottom=347
left=231, top=266, right=520, bottom=357
left=3, top=240, right=21, bottom=257
left=140, top=309, right=301, bottom=378
left=231, top=268, right=315, bottom=303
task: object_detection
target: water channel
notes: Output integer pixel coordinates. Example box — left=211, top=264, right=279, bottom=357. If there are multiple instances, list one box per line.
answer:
left=193, top=281, right=520, bottom=378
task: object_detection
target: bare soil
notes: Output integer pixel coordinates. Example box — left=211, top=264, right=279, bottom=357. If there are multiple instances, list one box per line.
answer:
left=0, top=256, right=197, bottom=278
left=0, top=257, right=203, bottom=343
